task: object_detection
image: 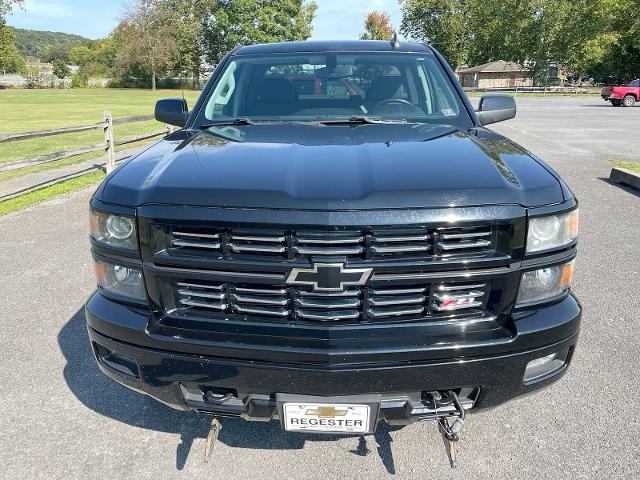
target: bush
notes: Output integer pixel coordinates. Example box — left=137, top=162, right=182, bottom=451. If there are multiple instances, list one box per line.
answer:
left=72, top=72, right=88, bottom=88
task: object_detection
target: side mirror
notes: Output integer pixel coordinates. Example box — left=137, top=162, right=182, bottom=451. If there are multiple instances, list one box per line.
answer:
left=476, top=95, right=516, bottom=126
left=155, top=98, right=188, bottom=127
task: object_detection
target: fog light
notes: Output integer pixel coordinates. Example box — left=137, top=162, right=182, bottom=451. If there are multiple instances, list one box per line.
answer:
left=523, top=352, right=566, bottom=383
left=94, top=259, right=146, bottom=301
left=94, top=343, right=140, bottom=379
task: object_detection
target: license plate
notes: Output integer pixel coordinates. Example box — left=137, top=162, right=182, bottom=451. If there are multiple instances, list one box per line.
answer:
left=282, top=403, right=370, bottom=433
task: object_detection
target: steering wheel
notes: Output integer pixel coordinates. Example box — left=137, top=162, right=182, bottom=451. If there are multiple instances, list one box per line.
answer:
left=374, top=98, right=416, bottom=108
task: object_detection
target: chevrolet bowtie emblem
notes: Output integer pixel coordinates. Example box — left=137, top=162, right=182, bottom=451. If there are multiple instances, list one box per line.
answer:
left=305, top=406, right=350, bottom=417
left=286, top=263, right=373, bottom=292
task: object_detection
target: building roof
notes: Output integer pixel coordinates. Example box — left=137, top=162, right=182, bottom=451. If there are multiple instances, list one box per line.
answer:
left=236, top=40, right=432, bottom=56
left=457, top=60, right=529, bottom=74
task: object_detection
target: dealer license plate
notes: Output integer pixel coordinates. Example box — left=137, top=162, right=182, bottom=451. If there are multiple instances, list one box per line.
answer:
left=282, top=403, right=370, bottom=433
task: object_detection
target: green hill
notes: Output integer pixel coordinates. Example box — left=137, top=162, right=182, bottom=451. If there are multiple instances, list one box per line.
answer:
left=11, top=27, right=90, bottom=59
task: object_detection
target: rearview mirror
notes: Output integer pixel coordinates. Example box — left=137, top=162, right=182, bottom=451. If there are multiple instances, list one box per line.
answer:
left=155, top=98, right=188, bottom=127
left=476, top=95, right=516, bottom=126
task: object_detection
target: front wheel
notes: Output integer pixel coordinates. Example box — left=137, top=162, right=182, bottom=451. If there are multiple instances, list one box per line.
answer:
left=622, top=95, right=636, bottom=107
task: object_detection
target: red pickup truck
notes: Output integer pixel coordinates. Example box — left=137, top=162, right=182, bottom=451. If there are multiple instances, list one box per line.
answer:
left=601, top=79, right=640, bottom=106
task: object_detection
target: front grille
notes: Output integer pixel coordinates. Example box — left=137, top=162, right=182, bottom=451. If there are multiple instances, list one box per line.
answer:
left=175, top=279, right=488, bottom=323
left=167, top=225, right=494, bottom=261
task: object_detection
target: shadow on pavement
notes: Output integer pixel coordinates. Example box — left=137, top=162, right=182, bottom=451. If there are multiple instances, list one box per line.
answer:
left=577, top=103, right=640, bottom=108
left=59, top=307, right=400, bottom=473
left=599, top=177, right=640, bottom=198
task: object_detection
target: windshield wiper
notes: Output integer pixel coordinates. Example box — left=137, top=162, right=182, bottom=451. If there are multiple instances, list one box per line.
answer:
left=200, top=118, right=255, bottom=128
left=319, top=116, right=409, bottom=125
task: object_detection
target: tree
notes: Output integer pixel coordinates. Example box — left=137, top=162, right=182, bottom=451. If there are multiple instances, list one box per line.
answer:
left=0, top=23, right=24, bottom=73
left=202, top=0, right=317, bottom=65
left=68, top=45, right=93, bottom=67
left=114, top=0, right=177, bottom=89
left=0, top=0, right=23, bottom=20
left=400, top=0, right=470, bottom=69
left=399, top=0, right=640, bottom=82
left=37, top=43, right=72, bottom=62
left=161, top=0, right=213, bottom=85
left=569, top=0, right=640, bottom=83
left=464, top=0, right=578, bottom=79
left=0, top=0, right=25, bottom=73
left=360, top=11, right=394, bottom=40
left=67, top=37, right=117, bottom=77
left=52, top=58, right=70, bottom=78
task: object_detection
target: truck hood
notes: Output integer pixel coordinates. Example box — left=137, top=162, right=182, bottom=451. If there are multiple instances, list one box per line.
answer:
left=101, top=123, right=563, bottom=210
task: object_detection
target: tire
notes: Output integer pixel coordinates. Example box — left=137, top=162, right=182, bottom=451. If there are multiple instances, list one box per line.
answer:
left=622, top=95, right=636, bottom=107
left=611, top=100, right=622, bottom=107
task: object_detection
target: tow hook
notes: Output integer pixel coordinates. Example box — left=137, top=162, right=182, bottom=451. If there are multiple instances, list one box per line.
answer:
left=204, top=417, right=222, bottom=463
left=429, top=390, right=466, bottom=468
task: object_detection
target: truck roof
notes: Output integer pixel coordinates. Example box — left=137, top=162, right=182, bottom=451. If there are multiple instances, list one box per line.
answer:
left=235, top=40, right=432, bottom=56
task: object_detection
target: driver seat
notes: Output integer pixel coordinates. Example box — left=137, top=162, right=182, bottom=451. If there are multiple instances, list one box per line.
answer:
left=365, top=76, right=407, bottom=109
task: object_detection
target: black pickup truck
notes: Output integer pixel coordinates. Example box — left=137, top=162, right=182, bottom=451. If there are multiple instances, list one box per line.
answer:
left=86, top=40, right=580, bottom=464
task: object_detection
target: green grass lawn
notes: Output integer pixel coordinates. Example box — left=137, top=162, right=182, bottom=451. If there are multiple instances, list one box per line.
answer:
left=0, top=88, right=201, bottom=179
left=0, top=170, right=106, bottom=217
left=611, top=160, right=640, bottom=174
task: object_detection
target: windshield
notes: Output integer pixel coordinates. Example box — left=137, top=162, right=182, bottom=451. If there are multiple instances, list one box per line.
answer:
left=197, top=52, right=472, bottom=129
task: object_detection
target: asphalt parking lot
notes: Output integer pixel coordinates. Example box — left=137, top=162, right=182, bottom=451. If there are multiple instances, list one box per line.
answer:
left=1, top=96, right=639, bottom=479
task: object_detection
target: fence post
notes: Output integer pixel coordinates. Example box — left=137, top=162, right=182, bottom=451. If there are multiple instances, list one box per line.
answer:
left=103, top=111, right=115, bottom=173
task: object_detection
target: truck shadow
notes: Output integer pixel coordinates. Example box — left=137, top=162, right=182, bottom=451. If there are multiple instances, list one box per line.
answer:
left=59, top=307, right=399, bottom=473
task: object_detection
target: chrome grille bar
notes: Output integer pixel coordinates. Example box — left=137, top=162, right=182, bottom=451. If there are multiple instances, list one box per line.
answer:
left=296, top=235, right=363, bottom=244
left=437, top=228, right=493, bottom=253
left=370, top=244, right=430, bottom=254
left=231, top=294, right=290, bottom=306
left=234, top=305, right=289, bottom=317
left=169, top=225, right=496, bottom=259
left=172, top=239, right=221, bottom=249
left=230, top=243, right=286, bottom=253
left=180, top=299, right=227, bottom=310
left=368, top=306, right=425, bottom=318
left=173, top=231, right=220, bottom=239
left=295, top=297, right=361, bottom=309
left=372, top=234, right=430, bottom=242
left=439, top=239, right=491, bottom=250
left=174, top=276, right=490, bottom=321
left=297, top=309, right=361, bottom=321
left=293, top=245, right=364, bottom=255
left=178, top=288, right=225, bottom=300
left=368, top=294, right=426, bottom=307
left=440, top=231, right=491, bottom=239
left=231, top=235, right=286, bottom=242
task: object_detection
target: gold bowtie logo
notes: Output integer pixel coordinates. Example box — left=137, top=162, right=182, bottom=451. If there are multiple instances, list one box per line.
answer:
left=305, top=406, right=350, bottom=418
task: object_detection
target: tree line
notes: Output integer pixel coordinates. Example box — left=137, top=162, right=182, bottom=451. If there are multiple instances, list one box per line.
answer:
left=0, top=0, right=318, bottom=87
left=2, top=0, right=638, bottom=87
left=399, top=0, right=640, bottom=83
left=359, top=2, right=639, bottom=84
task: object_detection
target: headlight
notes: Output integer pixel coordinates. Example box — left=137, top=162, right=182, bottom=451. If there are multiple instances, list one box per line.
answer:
left=516, top=260, right=574, bottom=305
left=90, top=210, right=138, bottom=250
left=526, top=209, right=578, bottom=253
left=94, top=259, right=146, bottom=301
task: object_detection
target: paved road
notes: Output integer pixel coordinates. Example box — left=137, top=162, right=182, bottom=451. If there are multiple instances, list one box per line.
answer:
left=1, top=96, right=639, bottom=480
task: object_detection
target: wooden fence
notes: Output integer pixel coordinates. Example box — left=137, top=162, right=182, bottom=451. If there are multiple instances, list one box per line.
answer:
left=0, top=112, right=172, bottom=174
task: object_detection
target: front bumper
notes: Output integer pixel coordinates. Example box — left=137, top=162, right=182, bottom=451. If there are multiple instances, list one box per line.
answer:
left=85, top=292, right=581, bottom=425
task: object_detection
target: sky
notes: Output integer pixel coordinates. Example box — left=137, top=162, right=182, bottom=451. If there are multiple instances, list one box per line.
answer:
left=7, top=0, right=403, bottom=41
